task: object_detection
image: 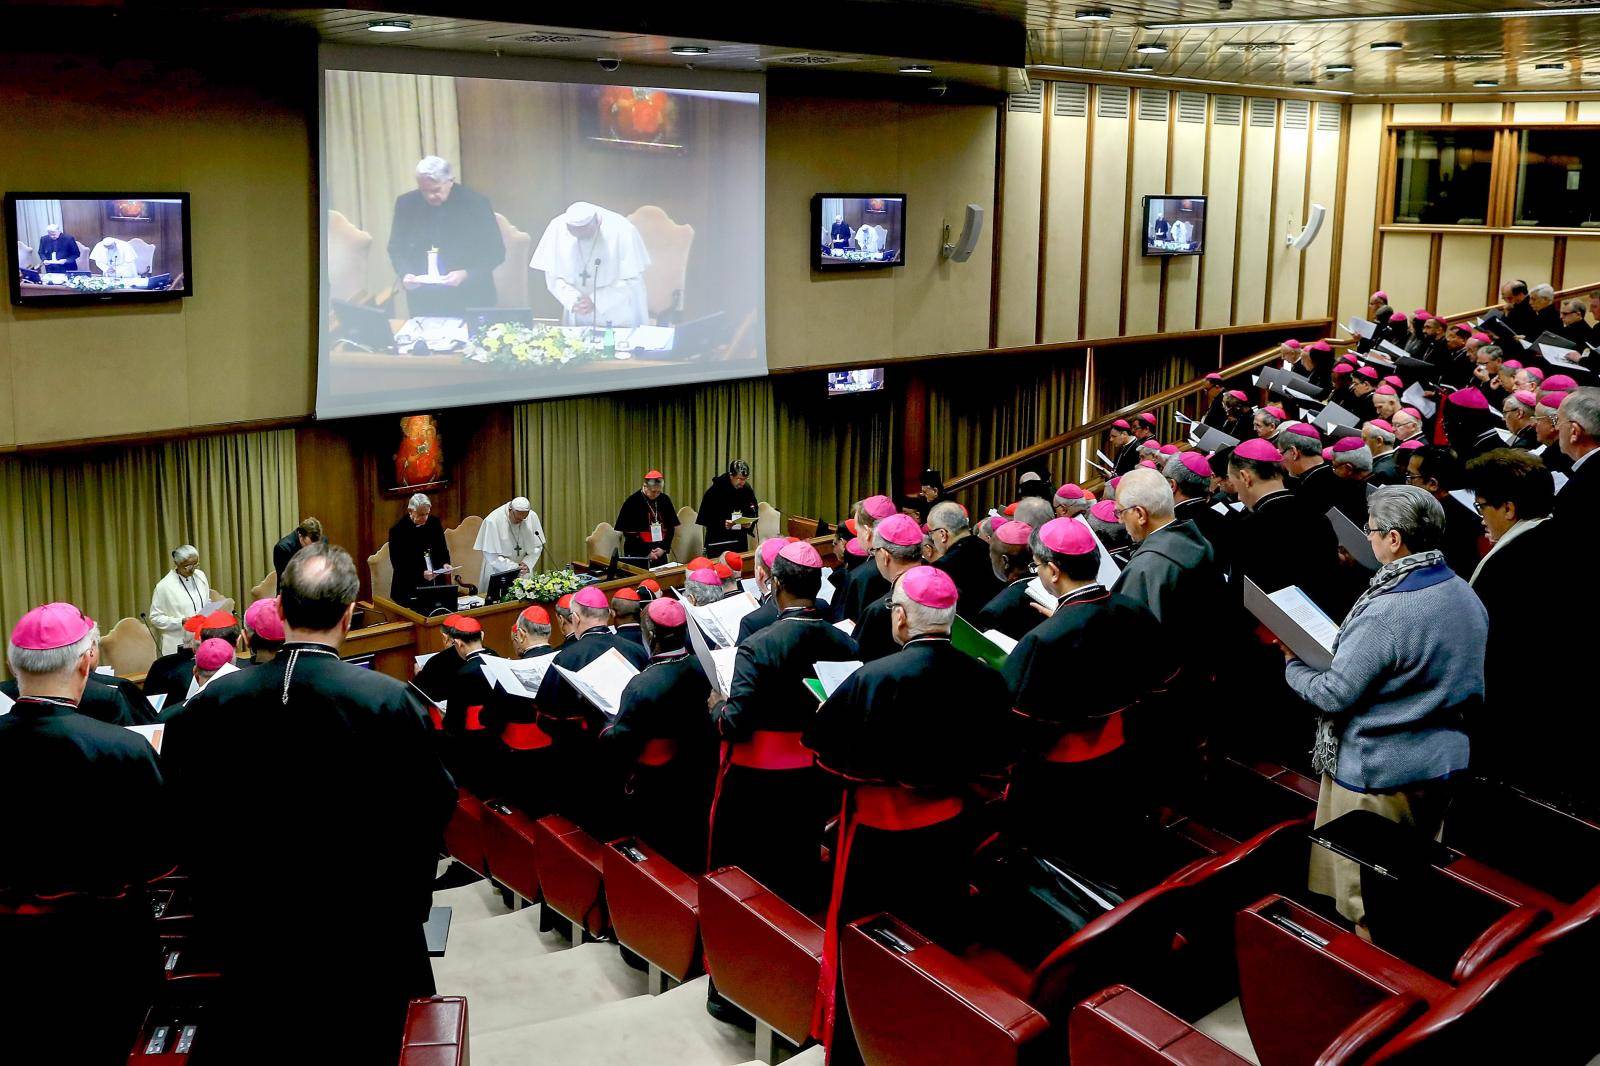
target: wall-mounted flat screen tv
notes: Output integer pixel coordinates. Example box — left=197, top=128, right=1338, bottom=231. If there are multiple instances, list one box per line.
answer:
left=1141, top=195, right=1206, bottom=257
left=827, top=367, right=885, bottom=395
left=813, top=194, right=905, bottom=271
left=6, top=193, right=193, bottom=305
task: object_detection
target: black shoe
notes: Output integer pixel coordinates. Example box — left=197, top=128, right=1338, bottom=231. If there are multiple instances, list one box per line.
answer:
left=704, top=978, right=755, bottom=1031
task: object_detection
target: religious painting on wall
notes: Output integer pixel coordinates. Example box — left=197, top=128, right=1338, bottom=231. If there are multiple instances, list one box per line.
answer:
left=581, top=85, right=687, bottom=154
left=386, top=413, right=449, bottom=495
left=106, top=199, right=153, bottom=222
left=862, top=198, right=890, bottom=215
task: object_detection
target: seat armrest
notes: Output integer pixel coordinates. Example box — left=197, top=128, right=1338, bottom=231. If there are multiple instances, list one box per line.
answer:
left=1450, top=904, right=1548, bottom=984
left=1070, top=984, right=1252, bottom=1066
left=1311, top=992, right=1427, bottom=1066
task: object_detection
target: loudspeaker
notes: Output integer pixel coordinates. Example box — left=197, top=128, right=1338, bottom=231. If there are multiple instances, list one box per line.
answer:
left=941, top=204, right=985, bottom=262
left=1286, top=203, right=1327, bottom=251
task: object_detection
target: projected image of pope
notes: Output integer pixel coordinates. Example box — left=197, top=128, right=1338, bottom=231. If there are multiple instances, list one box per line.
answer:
left=530, top=201, right=651, bottom=328
left=386, top=155, right=506, bottom=318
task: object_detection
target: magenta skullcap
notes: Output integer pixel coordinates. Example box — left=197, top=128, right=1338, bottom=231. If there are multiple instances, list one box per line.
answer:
left=861, top=495, right=896, bottom=520
left=899, top=566, right=958, bottom=610
left=1309, top=340, right=1333, bottom=353
left=1108, top=477, right=1121, bottom=491
left=1513, top=389, right=1539, bottom=408
left=1139, top=439, right=1162, bottom=451
left=1376, top=384, right=1398, bottom=397
left=1543, top=374, right=1579, bottom=392
left=1321, top=446, right=1335, bottom=461
left=875, top=513, right=923, bottom=547
left=1264, top=405, right=1287, bottom=420
left=1090, top=499, right=1120, bottom=523
left=1112, top=418, right=1132, bottom=430
left=1205, top=372, right=1224, bottom=383
left=996, top=520, right=1033, bottom=547
left=1282, top=338, right=1302, bottom=350
left=1503, top=359, right=1524, bottom=371
left=574, top=585, right=611, bottom=609
left=1234, top=438, right=1284, bottom=462
left=779, top=540, right=824, bottom=568
left=1447, top=388, right=1490, bottom=411
left=1356, top=366, right=1379, bottom=381
left=1333, top=363, right=1353, bottom=376
left=9, top=602, right=95, bottom=650
left=1471, top=331, right=1492, bottom=344
left=1538, top=392, right=1566, bottom=411
left=1332, top=436, right=1369, bottom=455
left=1384, top=374, right=1404, bottom=388
left=1368, top=418, right=1395, bottom=433
left=244, top=598, right=285, bottom=642
left=1452, top=322, right=1473, bottom=336
left=1414, top=310, right=1433, bottom=321
left=1283, top=422, right=1322, bottom=440
left=758, top=537, right=789, bottom=569
left=1397, top=439, right=1425, bottom=452
left=1179, top=450, right=1213, bottom=478
left=1055, top=483, right=1088, bottom=501
left=1159, top=444, right=1179, bottom=455
left=985, top=514, right=1007, bottom=533
left=688, top=568, right=723, bottom=588
left=1391, top=312, right=1408, bottom=322
left=1400, top=406, right=1422, bottom=419
left=1527, top=367, right=1546, bottom=382
left=647, top=598, right=687, bottom=627
left=845, top=537, right=867, bottom=557
left=195, top=637, right=235, bottom=673
left=1227, top=389, right=1250, bottom=402
left=1138, top=460, right=1158, bottom=469
left=1137, top=412, right=1158, bottom=426
left=1372, top=290, right=1388, bottom=302
left=1038, top=517, right=1096, bottom=556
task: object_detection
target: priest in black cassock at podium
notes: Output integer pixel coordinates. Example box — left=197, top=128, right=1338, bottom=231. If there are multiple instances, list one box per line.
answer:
left=696, top=459, right=759, bottom=555
left=615, top=470, right=679, bottom=564
left=161, top=544, right=456, bottom=1065
left=387, top=155, right=506, bottom=319
left=388, top=493, right=452, bottom=604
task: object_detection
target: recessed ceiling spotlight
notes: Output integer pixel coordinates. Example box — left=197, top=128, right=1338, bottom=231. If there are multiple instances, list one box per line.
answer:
left=1536, top=62, right=1566, bottom=71
left=1326, top=63, right=1354, bottom=73
left=899, top=64, right=934, bottom=74
left=670, top=45, right=710, bottom=56
left=366, top=18, right=412, bottom=32
left=1075, top=8, right=1113, bottom=21
left=1371, top=41, right=1403, bottom=52
left=1474, top=78, right=1499, bottom=87
left=1128, top=63, right=1155, bottom=71
left=1136, top=41, right=1168, bottom=54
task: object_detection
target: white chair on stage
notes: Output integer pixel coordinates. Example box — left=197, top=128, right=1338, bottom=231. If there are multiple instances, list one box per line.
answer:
left=671, top=506, right=704, bottom=563
left=755, top=502, right=782, bottom=543
left=128, top=238, right=157, bottom=276
left=99, top=617, right=158, bottom=678
left=445, top=516, right=484, bottom=591
left=16, top=241, right=38, bottom=270
left=248, top=571, right=277, bottom=605
left=586, top=522, right=625, bottom=567
left=627, top=205, right=696, bottom=324
left=368, top=543, right=394, bottom=602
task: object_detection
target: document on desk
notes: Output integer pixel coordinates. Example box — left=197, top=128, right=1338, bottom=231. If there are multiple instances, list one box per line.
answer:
left=1401, top=383, right=1436, bottom=420
left=1244, top=579, right=1340, bottom=672
left=554, top=649, right=640, bottom=719
left=1326, top=507, right=1378, bottom=570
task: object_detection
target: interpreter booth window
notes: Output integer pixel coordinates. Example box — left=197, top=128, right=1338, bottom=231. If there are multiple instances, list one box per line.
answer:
left=1391, top=129, right=1495, bottom=226
left=1513, top=129, right=1600, bottom=228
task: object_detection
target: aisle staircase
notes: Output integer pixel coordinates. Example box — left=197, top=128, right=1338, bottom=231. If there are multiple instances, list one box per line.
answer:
left=431, top=877, right=823, bottom=1066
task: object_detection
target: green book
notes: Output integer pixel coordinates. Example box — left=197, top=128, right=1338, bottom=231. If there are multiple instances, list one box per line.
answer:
left=803, top=677, right=828, bottom=702
left=951, top=615, right=1009, bottom=671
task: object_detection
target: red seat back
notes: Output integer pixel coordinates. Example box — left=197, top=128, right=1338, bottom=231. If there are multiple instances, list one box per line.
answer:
left=603, top=838, right=701, bottom=982
left=698, top=866, right=823, bottom=1046
left=399, top=996, right=469, bottom=1065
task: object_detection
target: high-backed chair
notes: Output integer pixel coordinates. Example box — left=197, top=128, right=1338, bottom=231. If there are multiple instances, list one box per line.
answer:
left=755, top=502, right=781, bottom=543
left=127, top=238, right=156, bottom=276
left=492, top=212, right=532, bottom=308
left=586, top=522, right=624, bottom=566
left=75, top=241, right=92, bottom=273
left=368, top=543, right=394, bottom=602
left=671, top=505, right=703, bottom=563
left=445, top=516, right=484, bottom=590
left=248, top=571, right=277, bottom=605
left=627, top=205, right=695, bottom=324
left=326, top=209, right=374, bottom=304
left=210, top=593, right=234, bottom=617
left=16, top=241, right=38, bottom=270
left=787, top=515, right=820, bottom=541
left=399, top=997, right=469, bottom=1066
left=99, top=617, right=158, bottom=678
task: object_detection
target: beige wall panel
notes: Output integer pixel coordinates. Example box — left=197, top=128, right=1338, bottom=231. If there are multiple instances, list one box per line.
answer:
left=1392, top=104, right=1443, bottom=123
left=1578, top=101, right=1600, bottom=121
left=1514, top=101, right=1567, bottom=123
left=1163, top=112, right=1207, bottom=331
left=1123, top=97, right=1171, bottom=338
left=1083, top=88, right=1130, bottom=339
left=1498, top=236, right=1557, bottom=297
left=1233, top=110, right=1278, bottom=326
left=997, top=103, right=1044, bottom=348
left=1300, top=118, right=1341, bottom=320
left=1042, top=104, right=1089, bottom=343
left=1200, top=117, right=1243, bottom=330
left=1435, top=233, right=1494, bottom=315
left=1269, top=117, right=1309, bottom=322
left=1562, top=237, right=1600, bottom=290
left=1378, top=233, right=1433, bottom=319
left=1449, top=102, right=1503, bottom=122
left=1335, top=105, right=1385, bottom=331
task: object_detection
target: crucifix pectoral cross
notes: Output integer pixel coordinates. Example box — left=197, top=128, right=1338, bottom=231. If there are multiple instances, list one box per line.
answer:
left=578, top=264, right=593, bottom=286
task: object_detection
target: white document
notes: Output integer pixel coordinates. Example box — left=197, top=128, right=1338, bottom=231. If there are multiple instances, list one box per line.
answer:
left=186, top=659, right=239, bottom=700
left=813, top=659, right=864, bottom=699
left=480, top=654, right=553, bottom=700
left=554, top=648, right=640, bottom=719
left=1095, top=449, right=1117, bottom=471
left=1554, top=472, right=1570, bottom=494
left=95, top=666, right=115, bottom=676
left=126, top=723, right=166, bottom=753
left=1448, top=488, right=1477, bottom=513
left=1326, top=506, right=1378, bottom=570
left=708, top=647, right=739, bottom=696
left=1319, top=402, right=1361, bottom=430
left=983, top=629, right=1019, bottom=655
left=684, top=592, right=758, bottom=649
left=0, top=688, right=11, bottom=715
left=1073, top=516, right=1123, bottom=587
left=834, top=618, right=857, bottom=636
left=1025, top=577, right=1058, bottom=615
left=1175, top=411, right=1197, bottom=426
left=1492, top=427, right=1515, bottom=444
left=1540, top=347, right=1593, bottom=374
left=1349, top=316, right=1376, bottom=340
left=686, top=609, right=739, bottom=694
left=413, top=652, right=437, bottom=675
left=740, top=577, right=760, bottom=599
left=1212, top=502, right=1230, bottom=515
left=146, top=693, right=168, bottom=714
left=1377, top=339, right=1410, bottom=362
left=1230, top=501, right=1246, bottom=512
left=1243, top=578, right=1340, bottom=672
left=1401, top=382, right=1437, bottom=420
left=818, top=567, right=837, bottom=606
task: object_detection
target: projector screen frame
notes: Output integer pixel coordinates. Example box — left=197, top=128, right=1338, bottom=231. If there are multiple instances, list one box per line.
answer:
left=6, top=190, right=195, bottom=307
left=1139, top=194, right=1207, bottom=259
left=314, top=44, right=767, bottom=420
left=811, top=193, right=907, bottom=272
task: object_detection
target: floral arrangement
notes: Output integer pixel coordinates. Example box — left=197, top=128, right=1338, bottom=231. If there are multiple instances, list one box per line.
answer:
left=464, top=322, right=604, bottom=369
left=504, top=568, right=584, bottom=604
left=66, top=275, right=120, bottom=293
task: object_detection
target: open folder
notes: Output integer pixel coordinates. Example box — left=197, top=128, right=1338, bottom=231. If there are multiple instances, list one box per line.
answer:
left=1326, top=506, right=1378, bottom=570
left=686, top=608, right=740, bottom=694
left=952, top=615, right=1011, bottom=671
left=1243, top=577, right=1340, bottom=672
left=554, top=648, right=640, bottom=719
left=804, top=658, right=864, bottom=702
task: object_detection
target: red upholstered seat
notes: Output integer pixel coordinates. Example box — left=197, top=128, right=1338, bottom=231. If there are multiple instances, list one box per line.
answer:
left=531, top=814, right=608, bottom=938
left=699, top=866, right=824, bottom=1046
left=603, top=838, right=702, bottom=983
left=443, top=790, right=489, bottom=877
left=399, top=996, right=470, bottom=1065
left=481, top=802, right=541, bottom=905
left=1070, top=985, right=1253, bottom=1066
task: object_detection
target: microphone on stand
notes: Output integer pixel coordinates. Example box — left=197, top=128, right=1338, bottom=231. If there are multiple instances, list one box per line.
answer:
left=590, top=256, right=602, bottom=330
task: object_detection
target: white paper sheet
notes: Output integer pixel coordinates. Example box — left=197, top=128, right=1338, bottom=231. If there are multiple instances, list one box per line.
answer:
left=554, top=648, right=640, bottom=719
left=740, top=577, right=760, bottom=599
left=146, top=692, right=167, bottom=713
left=95, top=666, right=115, bottom=676
left=0, top=688, right=12, bottom=715
left=126, top=723, right=165, bottom=753
left=1243, top=578, right=1340, bottom=672
left=1319, top=402, right=1361, bottom=429
left=1401, top=382, right=1436, bottom=420
left=813, top=659, right=864, bottom=699
left=686, top=609, right=738, bottom=694
left=983, top=629, right=1019, bottom=655
left=1073, top=516, right=1124, bottom=588
left=1448, top=488, right=1478, bottom=513
left=1554, top=472, right=1570, bottom=493
left=684, top=592, right=758, bottom=649
left=1326, top=506, right=1378, bottom=570
left=1349, top=316, right=1376, bottom=339
left=413, top=652, right=437, bottom=676
left=480, top=654, right=553, bottom=700
left=1025, top=577, right=1057, bottom=615
left=818, top=568, right=837, bottom=606
left=834, top=618, right=857, bottom=635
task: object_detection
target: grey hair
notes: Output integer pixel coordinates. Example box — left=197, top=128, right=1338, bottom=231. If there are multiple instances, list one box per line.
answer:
left=1255, top=408, right=1283, bottom=430
left=683, top=581, right=724, bottom=607
left=1368, top=485, right=1446, bottom=554
left=1115, top=468, right=1176, bottom=520
left=171, top=544, right=199, bottom=565
left=927, top=500, right=970, bottom=534
left=573, top=601, right=612, bottom=623
left=891, top=578, right=956, bottom=636
left=7, top=626, right=99, bottom=678
left=1562, top=297, right=1587, bottom=315
left=1054, top=498, right=1092, bottom=518
left=1392, top=411, right=1421, bottom=432
left=45, top=222, right=61, bottom=234
left=1163, top=454, right=1209, bottom=497
left=1277, top=428, right=1322, bottom=459
left=416, top=156, right=454, bottom=182
left=1536, top=396, right=1563, bottom=422
left=1531, top=283, right=1555, bottom=301
left=1478, top=345, right=1503, bottom=363
left=407, top=493, right=431, bottom=512
left=1504, top=394, right=1533, bottom=417
left=1334, top=444, right=1374, bottom=474
left=1363, top=421, right=1397, bottom=447
left=515, top=614, right=551, bottom=639
left=1013, top=497, right=1055, bottom=528
left=872, top=525, right=922, bottom=562
left=1562, top=387, right=1600, bottom=438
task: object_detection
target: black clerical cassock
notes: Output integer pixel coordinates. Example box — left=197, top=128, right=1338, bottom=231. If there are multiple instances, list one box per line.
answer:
left=615, top=489, right=679, bottom=559
left=0, top=696, right=168, bottom=1064
left=434, top=648, right=499, bottom=794
left=387, top=182, right=505, bottom=318
left=160, top=644, right=456, bottom=1064
left=834, top=558, right=889, bottom=624
left=1, top=674, right=152, bottom=726
left=696, top=473, right=759, bottom=555
left=976, top=576, right=1047, bottom=642
left=388, top=513, right=451, bottom=603
left=933, top=534, right=1004, bottom=620
left=600, top=648, right=717, bottom=871
left=479, top=643, right=559, bottom=817
left=708, top=608, right=858, bottom=909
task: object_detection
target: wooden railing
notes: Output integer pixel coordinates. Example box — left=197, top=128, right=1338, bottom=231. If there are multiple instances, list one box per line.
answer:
left=944, top=282, right=1597, bottom=495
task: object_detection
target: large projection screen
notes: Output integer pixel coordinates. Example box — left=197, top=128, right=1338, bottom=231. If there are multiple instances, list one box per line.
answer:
left=316, top=46, right=766, bottom=419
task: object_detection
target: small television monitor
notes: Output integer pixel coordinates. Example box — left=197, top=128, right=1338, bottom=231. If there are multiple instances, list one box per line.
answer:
left=827, top=368, right=885, bottom=396
left=813, top=194, right=905, bottom=271
left=1141, top=195, right=1206, bottom=257
left=6, top=193, right=193, bottom=305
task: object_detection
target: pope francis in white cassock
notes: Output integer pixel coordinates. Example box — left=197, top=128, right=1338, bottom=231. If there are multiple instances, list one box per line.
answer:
left=530, top=201, right=652, bottom=328
left=89, top=237, right=141, bottom=280
left=474, top=497, right=546, bottom=588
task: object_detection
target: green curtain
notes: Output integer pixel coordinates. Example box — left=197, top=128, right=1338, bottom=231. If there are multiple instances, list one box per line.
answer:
left=513, top=376, right=895, bottom=566
left=0, top=428, right=298, bottom=675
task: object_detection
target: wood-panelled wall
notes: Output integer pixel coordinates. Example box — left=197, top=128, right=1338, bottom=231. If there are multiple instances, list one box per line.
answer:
left=997, top=82, right=1349, bottom=349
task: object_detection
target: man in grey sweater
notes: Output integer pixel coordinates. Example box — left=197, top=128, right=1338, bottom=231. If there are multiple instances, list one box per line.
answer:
left=1283, top=485, right=1487, bottom=931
